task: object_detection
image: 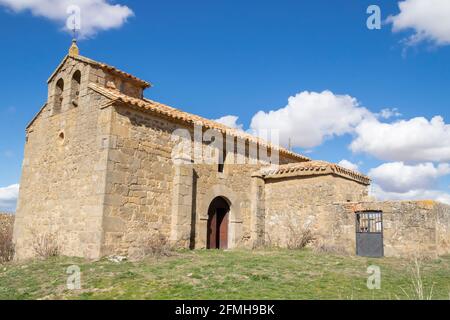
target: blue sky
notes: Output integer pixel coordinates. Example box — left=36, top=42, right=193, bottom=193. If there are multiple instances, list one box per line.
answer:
left=1, top=0, right=450, bottom=211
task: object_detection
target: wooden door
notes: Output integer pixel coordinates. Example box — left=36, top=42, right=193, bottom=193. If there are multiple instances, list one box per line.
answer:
left=207, top=197, right=230, bottom=250
left=207, top=210, right=217, bottom=249
left=218, top=209, right=229, bottom=249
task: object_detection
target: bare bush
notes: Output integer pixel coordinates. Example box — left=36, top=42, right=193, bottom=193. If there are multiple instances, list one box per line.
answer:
left=31, top=231, right=60, bottom=259
left=0, top=220, right=14, bottom=263
left=286, top=224, right=315, bottom=250
left=263, top=218, right=315, bottom=250
left=129, top=231, right=176, bottom=261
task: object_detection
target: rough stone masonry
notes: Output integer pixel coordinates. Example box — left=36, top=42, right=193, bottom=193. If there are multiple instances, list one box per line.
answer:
left=12, top=42, right=450, bottom=260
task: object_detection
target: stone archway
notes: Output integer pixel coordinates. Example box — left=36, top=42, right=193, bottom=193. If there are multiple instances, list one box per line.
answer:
left=207, top=197, right=230, bottom=249
left=198, top=184, right=243, bottom=249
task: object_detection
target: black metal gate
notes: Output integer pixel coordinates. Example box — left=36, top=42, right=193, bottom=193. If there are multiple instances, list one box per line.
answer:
left=356, top=211, right=384, bottom=257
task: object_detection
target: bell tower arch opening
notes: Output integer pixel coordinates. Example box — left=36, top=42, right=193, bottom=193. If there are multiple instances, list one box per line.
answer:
left=53, top=78, right=64, bottom=114
left=71, top=70, right=81, bottom=107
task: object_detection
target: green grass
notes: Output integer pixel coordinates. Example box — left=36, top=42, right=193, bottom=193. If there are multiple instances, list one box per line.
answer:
left=0, top=249, right=449, bottom=300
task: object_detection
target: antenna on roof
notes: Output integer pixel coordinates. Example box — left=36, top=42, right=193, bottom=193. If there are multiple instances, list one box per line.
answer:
left=72, top=20, right=77, bottom=42
left=68, top=18, right=80, bottom=56
left=66, top=5, right=80, bottom=56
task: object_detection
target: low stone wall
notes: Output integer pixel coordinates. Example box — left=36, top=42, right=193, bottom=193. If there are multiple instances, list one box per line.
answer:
left=264, top=174, right=369, bottom=249
left=338, top=201, right=450, bottom=258
left=263, top=192, right=450, bottom=258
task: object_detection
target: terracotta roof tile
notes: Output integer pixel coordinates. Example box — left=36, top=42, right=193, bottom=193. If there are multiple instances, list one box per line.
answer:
left=260, top=160, right=371, bottom=185
left=97, top=61, right=151, bottom=88
left=48, top=55, right=151, bottom=88
left=88, top=83, right=310, bottom=162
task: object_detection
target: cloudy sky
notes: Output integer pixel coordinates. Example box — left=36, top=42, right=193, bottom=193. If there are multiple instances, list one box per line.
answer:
left=0, top=0, right=450, bottom=211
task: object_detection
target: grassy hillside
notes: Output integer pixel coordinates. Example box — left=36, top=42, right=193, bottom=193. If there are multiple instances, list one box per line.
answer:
left=0, top=249, right=449, bottom=300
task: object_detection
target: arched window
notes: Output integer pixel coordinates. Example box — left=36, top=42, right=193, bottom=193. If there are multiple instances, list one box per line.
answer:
left=71, top=70, right=81, bottom=107
left=54, top=78, right=64, bottom=114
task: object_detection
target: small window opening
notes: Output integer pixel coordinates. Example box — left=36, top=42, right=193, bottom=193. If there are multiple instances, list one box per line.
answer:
left=54, top=78, right=64, bottom=114
left=218, top=148, right=226, bottom=173
left=71, top=70, right=81, bottom=107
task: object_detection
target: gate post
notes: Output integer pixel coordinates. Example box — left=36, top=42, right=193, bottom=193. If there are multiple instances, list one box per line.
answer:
left=250, top=172, right=265, bottom=248
left=170, top=156, right=193, bottom=248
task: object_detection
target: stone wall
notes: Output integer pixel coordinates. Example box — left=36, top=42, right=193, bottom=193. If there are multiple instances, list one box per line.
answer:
left=18, top=54, right=449, bottom=260
left=435, top=202, right=450, bottom=256
left=100, top=104, right=300, bottom=257
left=264, top=198, right=450, bottom=257
left=263, top=174, right=369, bottom=249
left=339, top=201, right=450, bottom=257
left=13, top=55, right=115, bottom=260
left=192, top=163, right=261, bottom=249
left=100, top=106, right=177, bottom=257
left=14, top=53, right=304, bottom=260
left=264, top=180, right=450, bottom=258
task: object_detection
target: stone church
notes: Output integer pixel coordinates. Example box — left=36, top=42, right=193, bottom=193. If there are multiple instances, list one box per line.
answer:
left=13, top=42, right=450, bottom=260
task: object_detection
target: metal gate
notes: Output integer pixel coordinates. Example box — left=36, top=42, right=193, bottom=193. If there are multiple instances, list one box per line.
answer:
left=356, top=211, right=384, bottom=257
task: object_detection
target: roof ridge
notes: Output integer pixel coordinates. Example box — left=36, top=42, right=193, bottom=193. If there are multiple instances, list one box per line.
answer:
left=260, top=160, right=371, bottom=185
left=48, top=54, right=151, bottom=88
left=88, top=83, right=310, bottom=162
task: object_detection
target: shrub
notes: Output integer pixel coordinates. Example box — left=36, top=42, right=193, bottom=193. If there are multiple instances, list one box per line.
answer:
left=0, top=219, right=14, bottom=263
left=31, top=231, right=60, bottom=259
left=129, top=231, right=175, bottom=261
left=286, top=224, right=315, bottom=250
left=143, top=232, right=175, bottom=257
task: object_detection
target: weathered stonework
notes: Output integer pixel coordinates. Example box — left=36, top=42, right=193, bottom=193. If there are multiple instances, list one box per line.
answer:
left=264, top=174, right=369, bottom=248
left=338, top=201, right=450, bottom=257
left=13, top=48, right=450, bottom=260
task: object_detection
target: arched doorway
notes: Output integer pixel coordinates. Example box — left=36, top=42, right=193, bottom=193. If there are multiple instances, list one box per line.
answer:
left=207, top=197, right=230, bottom=249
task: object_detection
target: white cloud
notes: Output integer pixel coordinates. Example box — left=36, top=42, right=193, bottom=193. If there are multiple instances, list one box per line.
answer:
left=369, top=162, right=450, bottom=193
left=388, top=0, right=450, bottom=46
left=0, top=0, right=134, bottom=38
left=377, top=108, right=402, bottom=119
left=0, top=184, right=19, bottom=212
left=218, top=91, right=450, bottom=171
left=351, top=116, right=450, bottom=162
left=338, top=159, right=359, bottom=171
left=371, top=184, right=450, bottom=205
left=250, top=90, right=371, bottom=149
left=369, top=162, right=450, bottom=205
left=214, top=115, right=244, bottom=130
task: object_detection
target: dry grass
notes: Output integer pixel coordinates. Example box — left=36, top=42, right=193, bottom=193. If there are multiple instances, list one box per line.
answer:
left=1, top=249, right=449, bottom=300
left=400, top=256, right=436, bottom=300
left=312, top=239, right=349, bottom=256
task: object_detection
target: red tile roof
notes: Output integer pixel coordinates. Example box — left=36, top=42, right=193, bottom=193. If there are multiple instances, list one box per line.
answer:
left=89, top=83, right=310, bottom=163
left=260, top=160, right=371, bottom=185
